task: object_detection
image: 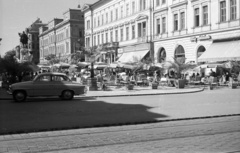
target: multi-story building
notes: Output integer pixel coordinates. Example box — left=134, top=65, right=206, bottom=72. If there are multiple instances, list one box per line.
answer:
left=82, top=0, right=154, bottom=64
left=83, top=0, right=240, bottom=65
left=26, top=18, right=47, bottom=64
left=153, top=0, right=240, bottom=64
left=39, top=8, right=84, bottom=64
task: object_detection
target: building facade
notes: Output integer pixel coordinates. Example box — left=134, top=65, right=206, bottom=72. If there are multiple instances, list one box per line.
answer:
left=26, top=18, right=47, bottom=64
left=153, top=0, right=240, bottom=64
left=83, top=0, right=240, bottom=65
left=82, top=0, right=154, bottom=64
left=39, top=9, right=84, bottom=64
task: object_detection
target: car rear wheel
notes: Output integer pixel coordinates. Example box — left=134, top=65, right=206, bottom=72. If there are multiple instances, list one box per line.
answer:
left=61, top=90, right=73, bottom=100
left=13, top=91, right=26, bottom=102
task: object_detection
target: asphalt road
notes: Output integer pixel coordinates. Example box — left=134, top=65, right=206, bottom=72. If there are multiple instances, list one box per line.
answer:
left=1, top=116, right=240, bottom=153
left=0, top=88, right=240, bottom=135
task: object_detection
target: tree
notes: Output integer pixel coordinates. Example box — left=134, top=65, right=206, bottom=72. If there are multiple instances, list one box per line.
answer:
left=0, top=50, right=33, bottom=84
left=44, top=54, right=59, bottom=65
left=165, top=57, right=196, bottom=78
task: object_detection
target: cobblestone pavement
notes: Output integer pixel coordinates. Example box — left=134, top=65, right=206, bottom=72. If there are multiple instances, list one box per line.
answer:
left=0, top=116, right=240, bottom=153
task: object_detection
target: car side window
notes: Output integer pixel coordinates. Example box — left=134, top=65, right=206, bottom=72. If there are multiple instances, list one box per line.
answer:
left=52, top=75, right=70, bottom=82
left=36, top=75, right=51, bottom=82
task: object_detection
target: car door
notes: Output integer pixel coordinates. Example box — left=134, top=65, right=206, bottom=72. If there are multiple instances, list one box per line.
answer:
left=51, top=75, right=67, bottom=95
left=33, top=75, right=53, bottom=96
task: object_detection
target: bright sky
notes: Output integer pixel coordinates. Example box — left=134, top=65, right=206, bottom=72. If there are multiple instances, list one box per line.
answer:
left=0, top=0, right=98, bottom=56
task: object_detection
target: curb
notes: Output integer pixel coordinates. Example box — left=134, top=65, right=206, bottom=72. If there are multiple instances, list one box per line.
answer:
left=0, top=88, right=204, bottom=100
left=77, top=88, right=204, bottom=98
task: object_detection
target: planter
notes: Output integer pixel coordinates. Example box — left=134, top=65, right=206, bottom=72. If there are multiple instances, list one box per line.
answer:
left=209, top=84, right=214, bottom=90
left=152, top=83, right=158, bottom=89
left=175, top=79, right=185, bottom=89
left=126, top=84, right=134, bottom=90
left=229, top=83, right=237, bottom=89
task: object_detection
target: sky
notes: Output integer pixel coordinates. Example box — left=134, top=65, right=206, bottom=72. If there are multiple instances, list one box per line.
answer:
left=0, top=0, right=98, bottom=56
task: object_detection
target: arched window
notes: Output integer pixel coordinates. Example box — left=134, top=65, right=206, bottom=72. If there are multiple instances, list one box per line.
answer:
left=158, top=48, right=166, bottom=63
left=197, top=46, right=206, bottom=58
left=174, top=45, right=185, bottom=64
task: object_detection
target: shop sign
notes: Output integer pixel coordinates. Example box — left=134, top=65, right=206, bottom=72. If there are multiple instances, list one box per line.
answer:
left=190, top=36, right=197, bottom=42
left=198, top=35, right=211, bottom=41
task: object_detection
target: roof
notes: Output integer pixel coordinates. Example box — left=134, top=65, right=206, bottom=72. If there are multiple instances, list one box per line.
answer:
left=38, top=72, right=67, bottom=76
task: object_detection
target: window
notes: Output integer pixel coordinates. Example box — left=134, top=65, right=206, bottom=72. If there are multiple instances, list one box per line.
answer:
left=121, top=6, right=123, bottom=18
left=132, top=25, right=135, bottom=39
left=98, top=35, right=100, bottom=45
left=106, top=32, right=108, bottom=43
left=106, top=13, right=108, bottom=23
left=94, top=36, right=96, bottom=46
left=194, top=8, right=200, bottom=27
left=220, top=1, right=226, bottom=22
left=158, top=48, right=166, bottom=63
left=115, top=30, right=118, bottom=41
left=156, top=0, right=160, bottom=6
left=162, top=17, right=166, bottom=33
left=116, top=9, right=118, bottom=20
left=162, top=0, right=166, bottom=4
left=197, top=46, right=206, bottom=58
left=140, top=0, right=146, bottom=11
left=120, top=29, right=123, bottom=41
left=174, top=14, right=178, bottom=31
left=138, top=22, right=146, bottom=37
left=132, top=1, right=135, bottom=14
left=101, top=33, right=104, bottom=44
left=98, top=16, right=100, bottom=26
left=175, top=45, right=185, bottom=64
left=230, top=0, right=236, bottom=20
left=94, top=18, right=96, bottom=28
left=87, top=20, right=90, bottom=29
left=110, top=31, right=113, bottom=42
left=180, top=12, right=185, bottom=30
left=126, top=27, right=129, bottom=40
left=86, top=37, right=90, bottom=48
left=156, top=18, right=160, bottom=34
left=203, top=6, right=208, bottom=25
left=110, top=11, right=113, bottom=22
left=126, top=4, right=129, bottom=16
left=102, top=14, right=104, bottom=25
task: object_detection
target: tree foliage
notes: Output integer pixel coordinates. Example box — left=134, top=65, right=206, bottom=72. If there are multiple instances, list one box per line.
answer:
left=0, top=50, right=33, bottom=84
left=44, top=54, right=59, bottom=65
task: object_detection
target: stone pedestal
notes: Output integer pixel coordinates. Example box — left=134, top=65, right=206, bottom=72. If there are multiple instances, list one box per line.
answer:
left=87, top=77, right=98, bottom=91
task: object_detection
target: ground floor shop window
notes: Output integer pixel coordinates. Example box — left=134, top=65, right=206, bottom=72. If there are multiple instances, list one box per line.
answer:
left=174, top=45, right=185, bottom=64
left=158, top=48, right=166, bottom=63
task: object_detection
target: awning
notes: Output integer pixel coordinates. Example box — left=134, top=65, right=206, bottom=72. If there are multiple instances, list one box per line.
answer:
left=198, top=40, right=240, bottom=62
left=117, top=50, right=149, bottom=63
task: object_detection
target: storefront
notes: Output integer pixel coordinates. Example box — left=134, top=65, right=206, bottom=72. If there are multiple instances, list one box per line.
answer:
left=198, top=37, right=240, bottom=63
left=117, top=43, right=152, bottom=63
left=97, top=42, right=119, bottom=64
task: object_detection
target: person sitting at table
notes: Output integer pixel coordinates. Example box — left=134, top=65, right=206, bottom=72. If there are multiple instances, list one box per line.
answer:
left=130, top=72, right=136, bottom=85
left=200, top=75, right=208, bottom=85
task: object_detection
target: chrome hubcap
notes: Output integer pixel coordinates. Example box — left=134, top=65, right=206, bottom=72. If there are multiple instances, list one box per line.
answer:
left=16, top=92, right=24, bottom=100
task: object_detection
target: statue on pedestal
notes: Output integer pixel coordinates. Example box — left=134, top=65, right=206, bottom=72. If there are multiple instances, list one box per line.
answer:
left=18, top=31, right=28, bottom=48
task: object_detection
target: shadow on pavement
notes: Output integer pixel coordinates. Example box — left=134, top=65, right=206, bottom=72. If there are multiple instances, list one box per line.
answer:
left=0, top=97, right=168, bottom=135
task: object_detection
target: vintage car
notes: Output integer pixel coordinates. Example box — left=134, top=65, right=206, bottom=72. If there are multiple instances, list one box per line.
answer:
left=8, top=72, right=87, bottom=102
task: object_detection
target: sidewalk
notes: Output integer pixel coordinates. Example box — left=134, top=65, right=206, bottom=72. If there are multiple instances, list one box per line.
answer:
left=0, top=85, right=204, bottom=100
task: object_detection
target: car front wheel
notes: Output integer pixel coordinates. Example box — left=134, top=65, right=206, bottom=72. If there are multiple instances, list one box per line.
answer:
left=61, top=90, right=74, bottom=100
left=13, top=91, right=26, bottom=102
